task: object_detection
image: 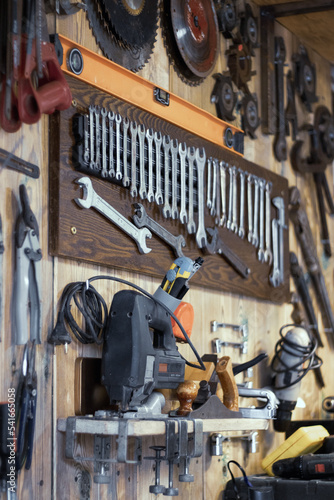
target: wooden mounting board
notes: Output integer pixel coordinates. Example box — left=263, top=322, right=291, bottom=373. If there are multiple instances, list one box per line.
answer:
left=49, top=75, right=290, bottom=303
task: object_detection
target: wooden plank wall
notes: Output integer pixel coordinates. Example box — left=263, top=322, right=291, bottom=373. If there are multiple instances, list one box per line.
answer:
left=0, top=2, right=334, bottom=499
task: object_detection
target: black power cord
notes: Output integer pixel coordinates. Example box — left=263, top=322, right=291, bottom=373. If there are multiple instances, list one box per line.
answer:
left=48, top=275, right=205, bottom=371
left=271, top=323, right=322, bottom=390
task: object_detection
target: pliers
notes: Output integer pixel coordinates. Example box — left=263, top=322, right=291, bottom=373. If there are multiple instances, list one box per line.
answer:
left=15, top=341, right=37, bottom=471
left=14, top=184, right=42, bottom=345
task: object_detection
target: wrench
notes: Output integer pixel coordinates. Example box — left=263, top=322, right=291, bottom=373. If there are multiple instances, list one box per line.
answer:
left=83, top=114, right=89, bottom=164
left=133, top=203, right=186, bottom=258
left=269, top=218, right=280, bottom=287
left=89, top=105, right=95, bottom=169
left=187, top=146, right=196, bottom=234
left=170, top=139, right=179, bottom=219
left=227, top=165, right=233, bottom=230
left=273, top=36, right=287, bottom=162
left=195, top=147, right=207, bottom=249
left=247, top=173, right=253, bottom=243
left=130, top=121, right=138, bottom=197
left=108, top=111, right=115, bottom=177
left=207, top=157, right=212, bottom=210
left=146, top=128, right=154, bottom=202
left=115, top=113, right=122, bottom=180
left=100, top=108, right=108, bottom=177
left=154, top=131, right=163, bottom=205
left=162, top=135, right=171, bottom=218
left=122, top=117, right=130, bottom=187
left=257, top=178, right=266, bottom=262
left=94, top=106, right=100, bottom=171
left=138, top=124, right=147, bottom=199
left=252, top=176, right=259, bottom=247
left=264, top=181, right=273, bottom=265
left=75, top=177, right=152, bottom=254
left=179, top=142, right=188, bottom=224
left=231, top=166, right=238, bottom=233
left=238, top=169, right=246, bottom=238
left=214, top=159, right=221, bottom=226
left=272, top=196, right=285, bottom=284
left=211, top=158, right=217, bottom=217
left=219, top=161, right=227, bottom=227
left=206, top=227, right=250, bottom=279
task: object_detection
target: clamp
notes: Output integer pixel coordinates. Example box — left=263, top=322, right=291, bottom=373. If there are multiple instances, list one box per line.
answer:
left=14, top=185, right=42, bottom=345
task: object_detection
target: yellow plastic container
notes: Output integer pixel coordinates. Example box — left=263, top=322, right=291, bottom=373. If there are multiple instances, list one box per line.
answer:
left=262, top=425, right=329, bottom=476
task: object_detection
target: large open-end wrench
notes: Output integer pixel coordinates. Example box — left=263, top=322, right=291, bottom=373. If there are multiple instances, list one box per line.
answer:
left=75, top=177, right=152, bottom=254
left=195, top=147, right=207, bottom=249
left=154, top=131, right=163, bottom=205
left=133, top=203, right=186, bottom=258
left=179, top=142, right=188, bottom=224
left=206, top=227, right=250, bottom=279
left=187, top=146, right=196, bottom=234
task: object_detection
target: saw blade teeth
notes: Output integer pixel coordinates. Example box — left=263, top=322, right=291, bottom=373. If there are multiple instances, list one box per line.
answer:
left=159, top=0, right=205, bottom=87
left=86, top=0, right=157, bottom=72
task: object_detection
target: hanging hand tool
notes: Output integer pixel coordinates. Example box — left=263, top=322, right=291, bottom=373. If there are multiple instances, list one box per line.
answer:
left=206, top=227, right=250, bottom=279
left=75, top=176, right=152, bottom=254
left=285, top=70, right=298, bottom=141
left=273, top=36, right=287, bottom=162
left=16, top=341, right=37, bottom=471
left=293, top=45, right=318, bottom=112
left=133, top=203, right=186, bottom=258
left=0, top=214, right=3, bottom=342
left=289, top=186, right=334, bottom=343
left=14, top=185, right=42, bottom=345
left=0, top=147, right=40, bottom=178
left=290, top=106, right=334, bottom=257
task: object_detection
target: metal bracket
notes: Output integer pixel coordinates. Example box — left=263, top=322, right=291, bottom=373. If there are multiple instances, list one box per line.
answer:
left=211, top=321, right=248, bottom=354
left=210, top=430, right=259, bottom=456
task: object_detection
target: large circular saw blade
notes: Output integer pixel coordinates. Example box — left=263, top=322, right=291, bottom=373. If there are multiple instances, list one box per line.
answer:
left=100, top=0, right=159, bottom=49
left=161, top=0, right=219, bottom=86
left=86, top=0, right=157, bottom=72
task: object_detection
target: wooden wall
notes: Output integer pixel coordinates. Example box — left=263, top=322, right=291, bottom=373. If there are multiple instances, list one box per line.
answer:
left=1, top=2, right=334, bottom=499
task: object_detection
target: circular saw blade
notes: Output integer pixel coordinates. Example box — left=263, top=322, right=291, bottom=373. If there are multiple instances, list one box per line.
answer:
left=161, top=0, right=219, bottom=86
left=86, top=0, right=157, bottom=72
left=100, top=0, right=159, bottom=49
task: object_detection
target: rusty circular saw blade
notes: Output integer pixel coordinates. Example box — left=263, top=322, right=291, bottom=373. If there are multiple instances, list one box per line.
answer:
left=86, top=0, right=157, bottom=72
left=100, top=0, right=159, bottom=49
left=161, top=0, right=219, bottom=86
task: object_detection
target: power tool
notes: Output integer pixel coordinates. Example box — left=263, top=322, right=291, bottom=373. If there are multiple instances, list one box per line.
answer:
left=271, top=325, right=319, bottom=432
left=101, top=257, right=203, bottom=412
left=273, top=453, right=334, bottom=480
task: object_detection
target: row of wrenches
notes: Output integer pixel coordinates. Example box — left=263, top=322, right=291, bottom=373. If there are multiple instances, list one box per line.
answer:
left=207, top=160, right=274, bottom=265
left=75, top=106, right=285, bottom=282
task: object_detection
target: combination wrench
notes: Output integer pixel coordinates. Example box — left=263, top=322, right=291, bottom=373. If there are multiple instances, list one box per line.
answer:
left=146, top=128, right=154, bottom=202
left=264, top=181, right=273, bottom=264
left=154, top=131, right=163, bottom=205
left=83, top=114, right=89, bottom=164
left=219, top=161, right=226, bottom=227
left=252, top=176, right=259, bottom=247
left=187, top=146, right=196, bottom=234
left=108, top=111, right=115, bottom=177
left=100, top=108, right=108, bottom=178
left=257, top=178, right=266, bottom=262
left=227, top=165, right=233, bottom=230
left=179, top=142, right=188, bottom=224
left=94, top=106, right=100, bottom=170
left=211, top=158, right=217, bottom=218
left=162, top=135, right=171, bottom=218
left=231, top=166, right=238, bottom=233
left=195, top=147, right=207, bottom=249
left=170, top=139, right=179, bottom=220
left=238, top=169, right=246, bottom=238
left=89, top=105, right=95, bottom=169
left=75, top=177, right=152, bottom=254
left=133, top=203, right=186, bottom=258
left=207, top=157, right=212, bottom=210
left=138, top=124, right=147, bottom=200
left=247, top=173, right=254, bottom=243
left=269, top=218, right=280, bottom=287
left=122, top=117, right=130, bottom=187
left=115, top=113, right=122, bottom=180
left=273, top=196, right=285, bottom=284
left=130, top=121, right=138, bottom=197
